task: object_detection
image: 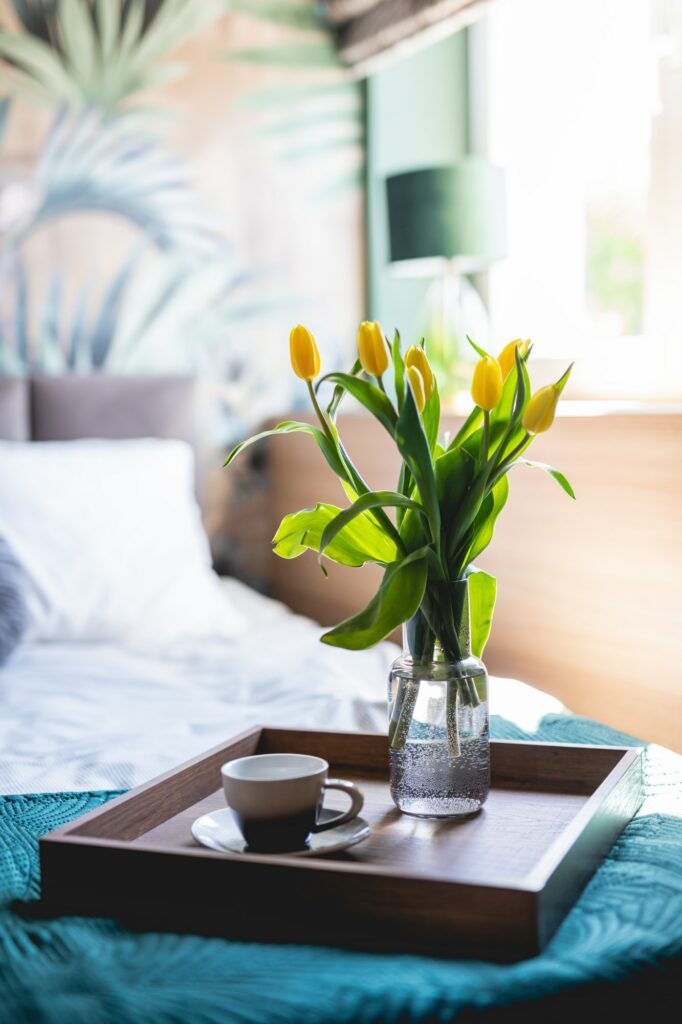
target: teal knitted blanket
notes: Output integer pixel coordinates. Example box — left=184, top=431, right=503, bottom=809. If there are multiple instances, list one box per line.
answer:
left=1, top=715, right=681, bottom=1024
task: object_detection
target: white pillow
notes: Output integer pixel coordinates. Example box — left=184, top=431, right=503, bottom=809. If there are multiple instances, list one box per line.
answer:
left=0, top=439, right=245, bottom=643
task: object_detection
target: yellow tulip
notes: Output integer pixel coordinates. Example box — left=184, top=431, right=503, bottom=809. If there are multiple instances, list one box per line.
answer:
left=405, top=345, right=434, bottom=402
left=471, top=356, right=503, bottom=411
left=289, top=324, right=320, bottom=381
left=498, top=338, right=531, bottom=379
left=522, top=363, right=573, bottom=434
left=357, top=321, right=390, bottom=377
left=406, top=365, right=426, bottom=412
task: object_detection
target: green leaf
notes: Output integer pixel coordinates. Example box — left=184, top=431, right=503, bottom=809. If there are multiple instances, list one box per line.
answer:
left=57, top=0, right=97, bottom=91
left=449, top=406, right=483, bottom=450
left=395, top=460, right=411, bottom=530
left=435, top=445, right=476, bottom=523
left=317, top=372, right=397, bottom=436
left=488, top=363, right=519, bottom=448
left=392, top=330, right=405, bottom=409
left=421, top=377, right=440, bottom=454
left=9, top=0, right=51, bottom=39
left=513, top=459, right=576, bottom=499
left=321, top=548, right=429, bottom=650
left=331, top=432, right=405, bottom=555
left=393, top=330, right=411, bottom=529
left=445, top=475, right=490, bottom=572
left=96, top=0, right=120, bottom=61
left=0, top=65, right=53, bottom=106
left=0, top=31, right=81, bottom=102
left=280, top=131, right=362, bottom=161
left=259, top=105, right=362, bottom=140
left=466, top=335, right=491, bottom=360
left=310, top=165, right=364, bottom=201
left=273, top=503, right=397, bottom=567
left=223, top=419, right=346, bottom=481
left=230, top=0, right=323, bottom=32
left=395, top=385, right=440, bottom=544
left=0, top=0, right=225, bottom=112
left=319, top=490, right=426, bottom=562
left=132, top=61, right=187, bottom=92
left=467, top=568, right=497, bottom=659
left=464, top=475, right=509, bottom=564
left=398, top=505, right=429, bottom=554
left=238, top=80, right=354, bottom=112
left=489, top=345, right=532, bottom=460
left=118, top=0, right=145, bottom=57
left=224, top=42, right=339, bottom=68
left=326, top=358, right=361, bottom=421
left=510, top=346, right=531, bottom=421
left=131, top=0, right=226, bottom=67
left=434, top=445, right=480, bottom=575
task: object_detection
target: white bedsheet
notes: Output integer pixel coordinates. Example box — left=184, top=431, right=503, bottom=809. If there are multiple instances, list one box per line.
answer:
left=0, top=579, right=563, bottom=795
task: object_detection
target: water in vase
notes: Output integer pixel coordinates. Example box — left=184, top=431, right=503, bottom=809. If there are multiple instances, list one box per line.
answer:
left=388, top=672, right=490, bottom=818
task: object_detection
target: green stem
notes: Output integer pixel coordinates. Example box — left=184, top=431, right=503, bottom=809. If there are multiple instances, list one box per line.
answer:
left=308, top=381, right=405, bottom=556
left=438, top=588, right=463, bottom=664
left=307, top=381, right=336, bottom=449
left=446, top=681, right=461, bottom=757
left=377, top=374, right=387, bottom=394
left=449, top=406, right=483, bottom=450
left=389, top=681, right=419, bottom=751
left=396, top=461, right=412, bottom=528
left=464, top=678, right=481, bottom=707
left=388, top=679, right=407, bottom=745
left=488, top=431, right=532, bottom=489
left=338, top=440, right=406, bottom=556
left=482, top=410, right=490, bottom=467
left=421, top=588, right=462, bottom=664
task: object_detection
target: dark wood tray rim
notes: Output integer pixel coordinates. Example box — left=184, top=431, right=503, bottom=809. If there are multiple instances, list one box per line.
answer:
left=40, top=729, right=642, bottom=891
left=37, top=728, right=644, bottom=959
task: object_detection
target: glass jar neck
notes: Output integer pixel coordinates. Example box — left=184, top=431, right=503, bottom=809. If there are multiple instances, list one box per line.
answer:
left=403, top=578, right=471, bottom=664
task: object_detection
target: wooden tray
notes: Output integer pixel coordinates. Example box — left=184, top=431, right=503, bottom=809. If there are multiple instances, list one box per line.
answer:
left=39, top=728, right=643, bottom=960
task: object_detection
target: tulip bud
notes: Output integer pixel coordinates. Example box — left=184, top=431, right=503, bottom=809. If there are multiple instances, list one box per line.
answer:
left=498, top=338, right=531, bottom=380
left=471, top=356, right=503, bottom=411
left=289, top=324, right=321, bottom=381
left=405, top=345, right=435, bottom=402
left=522, top=363, right=573, bottom=434
left=406, top=365, right=426, bottom=412
left=357, top=321, right=390, bottom=377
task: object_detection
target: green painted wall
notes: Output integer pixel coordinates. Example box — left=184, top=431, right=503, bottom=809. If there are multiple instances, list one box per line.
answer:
left=366, top=31, right=470, bottom=342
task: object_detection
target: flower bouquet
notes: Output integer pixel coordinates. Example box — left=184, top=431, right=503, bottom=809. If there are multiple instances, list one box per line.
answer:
left=225, top=324, right=573, bottom=816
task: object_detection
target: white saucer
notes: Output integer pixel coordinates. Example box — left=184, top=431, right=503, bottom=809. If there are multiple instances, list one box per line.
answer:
left=191, top=807, right=371, bottom=857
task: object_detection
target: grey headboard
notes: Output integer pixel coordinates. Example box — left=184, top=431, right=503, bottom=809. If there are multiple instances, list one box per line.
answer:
left=0, top=378, right=30, bottom=440
left=0, top=376, right=198, bottom=447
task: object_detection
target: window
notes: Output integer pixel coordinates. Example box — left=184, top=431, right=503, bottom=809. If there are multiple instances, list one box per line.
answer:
left=481, top=0, right=682, bottom=398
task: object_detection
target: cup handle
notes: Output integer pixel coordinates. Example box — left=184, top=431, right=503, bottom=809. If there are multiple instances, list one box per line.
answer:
left=313, top=779, right=364, bottom=833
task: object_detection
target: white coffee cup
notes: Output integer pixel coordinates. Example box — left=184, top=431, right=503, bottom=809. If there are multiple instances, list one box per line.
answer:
left=221, top=753, right=363, bottom=852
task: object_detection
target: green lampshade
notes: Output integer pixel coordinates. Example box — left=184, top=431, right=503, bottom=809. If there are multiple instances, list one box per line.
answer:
left=386, top=157, right=506, bottom=272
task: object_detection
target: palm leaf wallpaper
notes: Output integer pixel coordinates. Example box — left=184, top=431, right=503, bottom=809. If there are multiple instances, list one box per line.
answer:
left=30, top=110, right=224, bottom=256
left=0, top=0, right=364, bottom=436
left=224, top=0, right=364, bottom=196
left=0, top=0, right=228, bottom=113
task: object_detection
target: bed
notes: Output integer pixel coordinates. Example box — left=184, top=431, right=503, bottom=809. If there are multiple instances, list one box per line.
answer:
left=0, top=374, right=679, bottom=1022
left=0, top=374, right=560, bottom=796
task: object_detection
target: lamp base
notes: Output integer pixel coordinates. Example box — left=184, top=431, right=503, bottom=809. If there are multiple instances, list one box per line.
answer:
left=420, top=266, right=491, bottom=397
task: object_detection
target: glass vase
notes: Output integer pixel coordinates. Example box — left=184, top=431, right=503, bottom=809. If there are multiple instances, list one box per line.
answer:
left=387, top=578, right=490, bottom=818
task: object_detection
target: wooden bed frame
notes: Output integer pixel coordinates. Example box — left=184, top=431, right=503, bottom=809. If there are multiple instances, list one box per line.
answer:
left=260, top=406, right=682, bottom=753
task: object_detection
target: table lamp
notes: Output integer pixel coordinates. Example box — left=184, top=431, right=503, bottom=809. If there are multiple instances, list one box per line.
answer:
left=386, top=157, right=506, bottom=395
